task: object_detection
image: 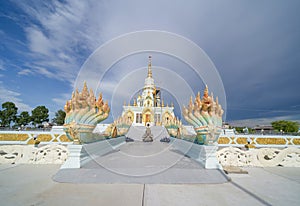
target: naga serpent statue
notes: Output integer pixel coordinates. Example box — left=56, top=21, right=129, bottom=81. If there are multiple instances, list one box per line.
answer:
left=63, top=82, right=110, bottom=144
left=183, top=85, right=223, bottom=145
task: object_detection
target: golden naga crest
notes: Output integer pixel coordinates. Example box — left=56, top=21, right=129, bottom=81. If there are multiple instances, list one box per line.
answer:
left=183, top=85, right=224, bottom=145
left=63, top=82, right=110, bottom=144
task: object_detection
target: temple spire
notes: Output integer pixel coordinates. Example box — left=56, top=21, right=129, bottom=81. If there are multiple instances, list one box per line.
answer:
left=147, top=55, right=152, bottom=78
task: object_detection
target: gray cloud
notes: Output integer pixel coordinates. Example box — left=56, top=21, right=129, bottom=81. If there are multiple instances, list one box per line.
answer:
left=1, top=0, right=299, bottom=123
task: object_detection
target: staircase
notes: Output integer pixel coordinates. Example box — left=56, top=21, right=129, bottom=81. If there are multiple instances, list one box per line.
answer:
left=126, top=126, right=146, bottom=141
left=126, top=126, right=170, bottom=141
left=150, top=126, right=170, bottom=141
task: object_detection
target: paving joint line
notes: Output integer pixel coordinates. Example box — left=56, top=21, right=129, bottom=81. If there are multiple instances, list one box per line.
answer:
left=230, top=180, right=272, bottom=206
left=142, top=184, right=145, bottom=206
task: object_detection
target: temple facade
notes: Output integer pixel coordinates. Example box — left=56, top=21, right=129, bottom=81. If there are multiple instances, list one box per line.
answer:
left=121, top=56, right=175, bottom=126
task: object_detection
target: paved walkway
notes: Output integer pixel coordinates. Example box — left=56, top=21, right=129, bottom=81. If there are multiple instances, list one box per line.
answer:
left=54, top=141, right=228, bottom=184
left=0, top=164, right=300, bottom=206
left=1, top=139, right=300, bottom=206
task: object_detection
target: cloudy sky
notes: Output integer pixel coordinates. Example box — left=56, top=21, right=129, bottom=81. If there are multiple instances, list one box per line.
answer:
left=0, top=0, right=299, bottom=127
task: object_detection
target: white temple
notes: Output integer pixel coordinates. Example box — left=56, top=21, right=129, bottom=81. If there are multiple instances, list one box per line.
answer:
left=121, top=56, right=175, bottom=126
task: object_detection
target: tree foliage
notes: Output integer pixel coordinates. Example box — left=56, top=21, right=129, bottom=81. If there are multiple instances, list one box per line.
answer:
left=271, top=120, right=299, bottom=133
left=0, top=102, right=18, bottom=128
left=234, top=127, right=244, bottom=133
left=52, top=109, right=66, bottom=125
left=234, top=127, right=254, bottom=134
left=31, top=106, right=49, bottom=126
left=15, top=111, right=31, bottom=127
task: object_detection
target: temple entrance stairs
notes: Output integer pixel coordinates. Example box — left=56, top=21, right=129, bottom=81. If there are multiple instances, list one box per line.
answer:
left=126, top=126, right=170, bottom=141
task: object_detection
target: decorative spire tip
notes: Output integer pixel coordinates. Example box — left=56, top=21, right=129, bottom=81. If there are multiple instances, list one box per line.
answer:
left=147, top=56, right=152, bottom=78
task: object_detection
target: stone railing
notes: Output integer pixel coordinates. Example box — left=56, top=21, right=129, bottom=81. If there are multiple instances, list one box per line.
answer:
left=0, top=130, right=71, bottom=145
left=217, top=146, right=300, bottom=167
left=0, top=137, right=126, bottom=166
left=0, top=144, right=68, bottom=164
left=2, top=138, right=300, bottom=167
left=218, top=134, right=300, bottom=148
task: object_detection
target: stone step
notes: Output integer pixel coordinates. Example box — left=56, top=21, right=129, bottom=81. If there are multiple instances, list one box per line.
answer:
left=126, top=126, right=170, bottom=141
left=126, top=126, right=146, bottom=141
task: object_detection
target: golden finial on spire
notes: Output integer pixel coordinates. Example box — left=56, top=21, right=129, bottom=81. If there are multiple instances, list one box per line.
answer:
left=204, top=84, right=209, bottom=97
left=147, top=55, right=152, bottom=78
left=133, top=98, right=137, bottom=106
left=189, top=95, right=193, bottom=105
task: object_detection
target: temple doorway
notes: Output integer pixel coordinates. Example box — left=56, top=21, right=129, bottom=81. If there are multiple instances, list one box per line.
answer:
left=145, top=114, right=151, bottom=123
left=142, top=110, right=153, bottom=126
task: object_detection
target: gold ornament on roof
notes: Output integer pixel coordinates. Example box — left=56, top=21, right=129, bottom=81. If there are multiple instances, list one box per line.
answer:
left=147, top=55, right=152, bottom=78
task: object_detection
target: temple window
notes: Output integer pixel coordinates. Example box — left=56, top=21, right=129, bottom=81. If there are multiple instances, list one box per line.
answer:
left=136, top=113, right=142, bottom=123
left=154, top=114, right=161, bottom=123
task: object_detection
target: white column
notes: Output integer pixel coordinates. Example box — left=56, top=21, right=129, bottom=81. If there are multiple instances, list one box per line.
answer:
left=199, top=145, right=222, bottom=169
left=60, top=144, right=84, bottom=169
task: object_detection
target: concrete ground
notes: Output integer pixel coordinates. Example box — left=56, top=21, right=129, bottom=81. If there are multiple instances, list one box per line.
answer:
left=0, top=164, right=300, bottom=206
left=54, top=142, right=228, bottom=184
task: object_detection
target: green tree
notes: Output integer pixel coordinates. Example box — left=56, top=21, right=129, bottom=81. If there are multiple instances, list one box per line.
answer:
left=0, top=110, right=2, bottom=127
left=234, top=127, right=244, bottom=133
left=0, top=110, right=2, bottom=126
left=52, top=109, right=66, bottom=125
left=15, top=111, right=31, bottom=127
left=248, top=128, right=255, bottom=134
left=271, top=120, right=299, bottom=133
left=31, top=106, right=49, bottom=126
left=0, top=102, right=18, bottom=128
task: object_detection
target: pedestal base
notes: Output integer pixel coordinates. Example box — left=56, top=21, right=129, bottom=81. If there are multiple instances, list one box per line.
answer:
left=60, top=137, right=126, bottom=169
left=198, top=145, right=222, bottom=169
left=171, top=138, right=222, bottom=169
left=60, top=144, right=88, bottom=169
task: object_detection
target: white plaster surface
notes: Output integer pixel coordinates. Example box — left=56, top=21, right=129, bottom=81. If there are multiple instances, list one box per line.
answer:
left=2, top=144, right=300, bottom=169
left=60, top=144, right=83, bottom=169
left=217, top=146, right=300, bottom=167
left=0, top=145, right=68, bottom=164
